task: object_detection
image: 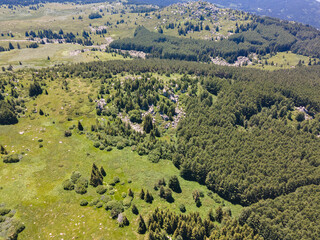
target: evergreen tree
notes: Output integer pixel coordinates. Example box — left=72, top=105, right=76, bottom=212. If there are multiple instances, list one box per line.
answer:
left=137, top=215, right=147, bottom=234
left=132, top=204, right=139, bottom=215
left=128, top=188, right=134, bottom=198
left=139, top=189, right=145, bottom=199
left=143, top=114, right=153, bottom=133
left=78, top=120, right=84, bottom=131
left=168, top=175, right=181, bottom=193
left=89, top=163, right=103, bottom=187
left=100, top=166, right=106, bottom=177
left=145, top=190, right=153, bottom=203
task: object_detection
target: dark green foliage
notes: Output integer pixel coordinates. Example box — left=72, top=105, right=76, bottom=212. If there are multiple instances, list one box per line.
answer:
left=146, top=208, right=260, bottom=239
left=75, top=177, right=88, bottom=194
left=80, top=200, right=88, bottom=206
left=132, top=204, right=139, bottom=215
left=0, top=208, right=10, bottom=216
left=215, top=206, right=223, bottom=223
left=88, top=12, right=102, bottom=19
left=0, top=101, right=18, bottom=125
left=295, top=112, right=305, bottom=122
left=39, top=109, right=44, bottom=115
left=139, top=189, right=145, bottom=200
left=105, top=201, right=124, bottom=219
left=0, top=145, right=7, bottom=155
left=29, top=81, right=42, bottom=97
left=96, top=185, right=107, bottom=195
left=179, top=204, right=186, bottom=213
left=64, top=130, right=72, bottom=137
left=2, top=154, right=20, bottom=163
left=128, top=188, right=134, bottom=198
left=239, top=185, right=320, bottom=240
left=168, top=176, right=181, bottom=193
left=70, top=171, right=81, bottom=183
left=129, top=110, right=142, bottom=123
left=145, top=190, right=153, bottom=203
left=62, top=179, right=74, bottom=190
left=143, top=114, right=153, bottom=133
left=137, top=215, right=147, bottom=234
left=89, top=163, right=103, bottom=187
left=78, top=121, right=84, bottom=131
left=100, top=166, right=106, bottom=177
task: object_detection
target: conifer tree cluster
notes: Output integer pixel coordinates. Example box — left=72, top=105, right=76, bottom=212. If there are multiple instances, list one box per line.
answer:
left=89, top=163, right=104, bottom=187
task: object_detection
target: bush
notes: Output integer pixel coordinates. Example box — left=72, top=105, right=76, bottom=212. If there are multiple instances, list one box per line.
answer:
left=88, top=12, right=102, bottom=19
left=62, top=179, right=74, bottom=191
left=106, top=146, right=113, bottom=151
left=129, top=110, right=142, bottom=123
left=122, top=192, right=127, bottom=198
left=29, top=82, right=42, bottom=97
left=3, top=154, right=20, bottom=163
left=105, top=200, right=124, bottom=218
left=179, top=204, right=186, bottom=213
left=64, top=130, right=72, bottom=137
left=123, top=197, right=132, bottom=208
left=132, top=204, right=139, bottom=215
left=0, top=208, right=11, bottom=216
left=75, top=184, right=87, bottom=194
left=70, top=171, right=81, bottom=183
left=96, top=185, right=107, bottom=195
left=96, top=202, right=103, bottom=208
left=93, top=142, right=100, bottom=148
left=116, top=141, right=125, bottom=150
left=113, top=176, right=120, bottom=184
left=89, top=198, right=100, bottom=206
left=100, top=195, right=111, bottom=203
left=80, top=200, right=88, bottom=206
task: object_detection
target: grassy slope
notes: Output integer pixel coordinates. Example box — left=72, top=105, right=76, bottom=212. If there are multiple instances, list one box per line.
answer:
left=0, top=72, right=242, bottom=239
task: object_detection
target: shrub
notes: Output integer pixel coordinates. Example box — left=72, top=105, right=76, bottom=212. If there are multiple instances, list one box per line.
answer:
left=29, top=82, right=42, bottom=97
left=0, top=208, right=11, bottom=216
left=109, top=190, right=115, bottom=195
left=0, top=102, right=18, bottom=125
left=116, top=141, right=125, bottom=150
left=96, top=202, right=103, bottom=208
left=3, top=154, right=20, bottom=163
left=106, top=146, right=113, bottom=151
left=105, top=201, right=124, bottom=218
left=122, top=192, right=127, bottom=198
left=129, top=110, right=142, bottom=123
left=93, top=142, right=100, bottom=148
left=64, top=130, right=72, bottom=137
left=63, top=179, right=74, bottom=191
left=70, top=171, right=81, bottom=183
left=100, top=195, right=111, bottom=203
left=75, top=184, right=87, bottom=194
left=80, top=200, right=88, bottom=206
left=113, top=176, right=120, bottom=184
left=179, top=204, right=186, bottom=213
left=123, top=197, right=132, bottom=208
left=39, top=144, right=43, bottom=148
left=89, top=198, right=100, bottom=206
left=96, top=185, right=107, bottom=195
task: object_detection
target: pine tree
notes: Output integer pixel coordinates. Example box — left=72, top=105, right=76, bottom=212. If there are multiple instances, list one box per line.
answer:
left=132, top=204, right=139, bottom=215
left=139, top=189, right=145, bottom=200
left=128, top=188, right=134, bottom=198
left=0, top=145, right=8, bottom=155
left=168, top=175, right=181, bottom=193
left=215, top=206, right=223, bottom=223
left=137, top=215, right=147, bottom=234
left=100, top=166, right=106, bottom=177
left=145, top=190, right=153, bottom=203
left=89, top=163, right=103, bottom=187
left=78, top=121, right=84, bottom=131
left=159, top=186, right=165, bottom=198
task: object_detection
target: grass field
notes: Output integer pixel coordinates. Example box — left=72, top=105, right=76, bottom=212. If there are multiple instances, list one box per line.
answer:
left=0, top=71, right=242, bottom=239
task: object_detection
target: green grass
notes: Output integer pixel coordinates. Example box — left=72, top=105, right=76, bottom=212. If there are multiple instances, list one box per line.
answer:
left=0, top=72, right=242, bottom=239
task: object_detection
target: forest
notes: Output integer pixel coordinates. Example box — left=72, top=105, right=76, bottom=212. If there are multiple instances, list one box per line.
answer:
left=110, top=16, right=320, bottom=63
left=1, top=58, right=315, bottom=238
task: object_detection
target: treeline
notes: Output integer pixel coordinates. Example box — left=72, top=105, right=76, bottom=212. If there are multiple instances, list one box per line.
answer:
left=143, top=208, right=262, bottom=239
left=25, top=29, right=93, bottom=45
left=110, top=15, right=320, bottom=62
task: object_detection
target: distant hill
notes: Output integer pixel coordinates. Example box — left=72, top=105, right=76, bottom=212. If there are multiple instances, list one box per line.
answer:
left=127, top=0, right=320, bottom=29
left=210, top=0, right=320, bottom=29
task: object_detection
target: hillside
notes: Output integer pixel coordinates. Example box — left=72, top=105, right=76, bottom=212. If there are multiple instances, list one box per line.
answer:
left=0, top=1, right=320, bottom=240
